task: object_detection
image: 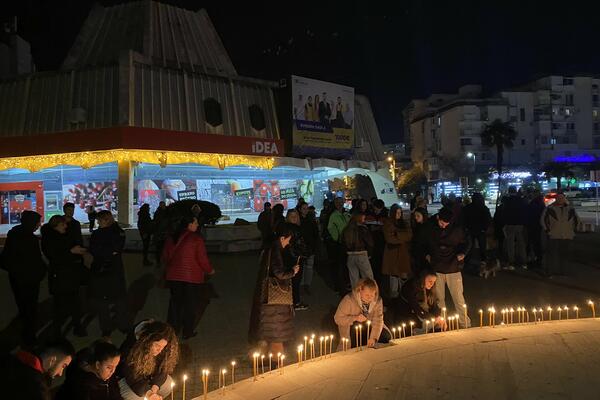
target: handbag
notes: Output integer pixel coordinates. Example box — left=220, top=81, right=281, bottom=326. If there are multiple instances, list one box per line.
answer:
left=261, top=249, right=293, bottom=305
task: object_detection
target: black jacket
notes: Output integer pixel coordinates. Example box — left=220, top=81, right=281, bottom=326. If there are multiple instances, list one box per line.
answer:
left=41, top=224, right=84, bottom=295
left=299, top=215, right=319, bottom=255
left=66, top=217, right=83, bottom=246
left=394, top=277, right=441, bottom=328
left=89, top=223, right=127, bottom=300
left=428, top=220, right=467, bottom=274
left=502, top=195, right=527, bottom=226
left=56, top=348, right=123, bottom=400
left=342, top=223, right=374, bottom=253
left=257, top=209, right=273, bottom=248
left=0, top=351, right=51, bottom=400
left=137, top=212, right=153, bottom=235
left=463, top=202, right=492, bottom=234
left=1, top=224, right=46, bottom=284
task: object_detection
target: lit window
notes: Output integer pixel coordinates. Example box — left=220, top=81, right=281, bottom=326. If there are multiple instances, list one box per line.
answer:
left=437, top=116, right=441, bottom=126
left=594, top=110, right=599, bottom=119
left=565, top=108, right=571, bottom=116
left=550, top=138, right=557, bottom=145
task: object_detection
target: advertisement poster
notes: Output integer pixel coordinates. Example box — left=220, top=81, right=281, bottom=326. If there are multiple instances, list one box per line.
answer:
left=291, top=75, right=355, bottom=158
left=63, top=181, right=117, bottom=221
left=177, top=189, right=198, bottom=201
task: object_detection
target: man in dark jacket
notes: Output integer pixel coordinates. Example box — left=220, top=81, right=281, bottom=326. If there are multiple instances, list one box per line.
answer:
left=426, top=207, right=471, bottom=328
left=299, top=202, right=319, bottom=295
left=0, top=339, right=75, bottom=400
left=1, top=210, right=45, bottom=345
left=501, top=186, right=528, bottom=270
left=257, top=202, right=273, bottom=249
left=63, top=202, right=83, bottom=246
left=89, top=211, right=130, bottom=337
left=463, top=192, right=492, bottom=272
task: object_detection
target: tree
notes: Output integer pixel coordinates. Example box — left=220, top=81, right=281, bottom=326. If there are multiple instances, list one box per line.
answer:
left=542, top=162, right=575, bottom=191
left=438, top=156, right=471, bottom=180
left=480, top=119, right=517, bottom=199
left=396, top=166, right=427, bottom=194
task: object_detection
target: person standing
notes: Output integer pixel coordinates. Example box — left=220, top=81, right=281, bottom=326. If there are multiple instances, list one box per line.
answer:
left=89, top=211, right=130, bottom=337
left=87, top=205, right=97, bottom=233
left=342, top=213, right=374, bottom=288
left=381, top=205, right=412, bottom=299
left=137, top=204, right=154, bottom=266
left=153, top=201, right=167, bottom=265
left=1, top=210, right=45, bottom=345
left=0, top=339, right=75, bottom=400
left=284, top=209, right=309, bottom=310
left=299, top=202, right=319, bottom=295
left=410, top=190, right=422, bottom=211
left=41, top=215, right=88, bottom=338
left=257, top=202, right=273, bottom=249
left=63, top=202, right=83, bottom=246
left=327, top=197, right=351, bottom=292
left=410, top=207, right=430, bottom=274
left=163, top=215, right=215, bottom=339
left=502, top=186, right=528, bottom=270
left=463, top=192, right=492, bottom=274
left=426, top=208, right=471, bottom=328
left=527, top=193, right=546, bottom=270
left=541, top=193, right=579, bottom=277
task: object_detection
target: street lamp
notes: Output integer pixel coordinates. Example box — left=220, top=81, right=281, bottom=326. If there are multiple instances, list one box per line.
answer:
left=387, top=155, right=396, bottom=182
left=466, top=152, right=476, bottom=169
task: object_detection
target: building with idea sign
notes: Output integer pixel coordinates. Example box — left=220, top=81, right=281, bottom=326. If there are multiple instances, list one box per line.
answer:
left=0, top=1, right=392, bottom=230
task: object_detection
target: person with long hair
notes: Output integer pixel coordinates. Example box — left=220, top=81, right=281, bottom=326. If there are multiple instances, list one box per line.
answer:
left=1, top=210, right=45, bottom=345
left=392, top=269, right=444, bottom=334
left=381, top=205, right=412, bottom=299
left=410, top=207, right=430, bottom=274
left=163, top=214, right=214, bottom=340
left=56, top=340, right=122, bottom=400
left=342, top=213, right=374, bottom=288
left=463, top=192, right=492, bottom=275
left=118, top=320, right=178, bottom=400
left=41, top=215, right=88, bottom=338
left=334, top=278, right=390, bottom=349
left=285, top=209, right=309, bottom=310
left=137, top=204, right=154, bottom=266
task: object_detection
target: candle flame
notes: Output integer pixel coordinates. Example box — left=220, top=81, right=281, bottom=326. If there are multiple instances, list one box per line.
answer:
left=171, top=382, right=175, bottom=388
left=410, top=321, right=415, bottom=326
left=261, top=355, right=265, bottom=359
left=330, top=334, right=334, bottom=339
left=402, top=323, right=406, bottom=327
left=183, top=374, right=188, bottom=381
left=222, top=369, right=227, bottom=374
left=231, top=361, right=236, bottom=366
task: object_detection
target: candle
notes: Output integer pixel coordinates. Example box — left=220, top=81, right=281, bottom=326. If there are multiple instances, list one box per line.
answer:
left=280, top=355, right=285, bottom=374
left=557, top=307, right=562, bottom=320
left=462, top=304, right=468, bottom=328
left=539, top=308, right=544, bottom=321
left=526, top=309, right=530, bottom=323
left=221, top=369, right=227, bottom=394
left=319, top=336, right=324, bottom=357
left=298, top=344, right=303, bottom=365
left=359, top=324, right=363, bottom=349
left=547, top=307, right=552, bottom=321
left=431, top=318, right=436, bottom=333
left=252, top=353, right=259, bottom=380
left=442, top=307, right=447, bottom=321
left=268, top=353, right=273, bottom=372
left=588, top=300, right=596, bottom=318
left=392, top=327, right=396, bottom=339
left=574, top=306, right=579, bottom=319
left=277, top=352, right=281, bottom=369
left=309, top=339, right=314, bottom=359
left=304, top=336, right=308, bottom=360
left=564, top=306, right=569, bottom=319
left=329, top=335, right=334, bottom=355
left=454, top=314, right=459, bottom=330
left=231, top=361, right=236, bottom=385
left=479, top=309, right=483, bottom=328
left=355, top=326, right=359, bottom=351
left=261, top=354, right=265, bottom=375
left=425, top=320, right=430, bottom=334
left=402, top=323, right=406, bottom=337
left=171, top=382, right=175, bottom=400
left=366, top=320, right=372, bottom=342
left=532, top=308, right=537, bottom=322
left=410, top=321, right=414, bottom=336
left=182, top=374, right=187, bottom=400
left=202, top=370, right=209, bottom=400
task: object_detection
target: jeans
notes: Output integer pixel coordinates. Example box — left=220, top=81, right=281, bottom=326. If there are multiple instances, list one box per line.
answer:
left=434, top=272, right=471, bottom=328
left=503, top=225, right=527, bottom=265
left=119, top=376, right=173, bottom=400
left=300, top=255, right=314, bottom=287
left=545, top=239, right=571, bottom=276
left=347, top=252, right=374, bottom=288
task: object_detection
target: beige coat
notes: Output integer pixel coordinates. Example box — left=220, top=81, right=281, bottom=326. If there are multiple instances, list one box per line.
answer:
left=381, top=218, right=412, bottom=276
left=334, top=291, right=388, bottom=350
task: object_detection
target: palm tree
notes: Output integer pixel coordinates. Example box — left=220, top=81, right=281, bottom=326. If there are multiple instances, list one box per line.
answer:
left=480, top=119, right=517, bottom=199
left=542, top=162, right=575, bottom=191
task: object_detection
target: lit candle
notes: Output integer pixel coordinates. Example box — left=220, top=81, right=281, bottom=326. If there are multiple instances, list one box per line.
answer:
left=479, top=309, right=483, bottom=328
left=261, top=354, right=265, bottom=375
left=392, top=327, right=396, bottom=339
left=329, top=335, right=334, bottom=355
left=171, top=382, right=175, bottom=400
left=557, top=307, right=562, bottom=320
left=366, top=320, right=372, bottom=342
left=402, top=323, right=406, bottom=337
left=280, top=355, right=285, bottom=374
left=588, top=300, right=596, bottom=318
left=277, top=352, right=281, bottom=369
left=509, top=308, right=514, bottom=324
left=526, top=309, right=529, bottom=323
left=462, top=304, right=468, bottom=328
left=221, top=369, right=227, bottom=394
left=355, top=326, right=359, bottom=351
left=231, top=361, right=236, bottom=385
left=309, top=339, right=314, bottom=359
left=410, top=321, right=414, bottom=336
left=491, top=307, right=496, bottom=327
left=547, top=307, right=552, bottom=321
left=359, top=324, right=363, bottom=349
left=454, top=314, right=459, bottom=330
left=532, top=308, right=537, bottom=322
left=252, top=353, right=259, bottom=380
left=182, top=374, right=187, bottom=400
left=538, top=308, right=544, bottom=321
left=202, top=370, right=209, bottom=400
left=304, top=336, right=308, bottom=360
left=431, top=318, right=436, bottom=333
left=574, top=306, right=579, bottom=319
left=319, top=336, right=324, bottom=357
left=268, top=353, right=273, bottom=372
left=501, top=309, right=506, bottom=324
left=442, top=307, right=447, bottom=321
left=425, top=320, right=430, bottom=334
left=564, top=306, right=569, bottom=319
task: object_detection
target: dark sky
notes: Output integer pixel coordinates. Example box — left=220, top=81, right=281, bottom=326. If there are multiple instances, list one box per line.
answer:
left=3, top=1, right=600, bottom=143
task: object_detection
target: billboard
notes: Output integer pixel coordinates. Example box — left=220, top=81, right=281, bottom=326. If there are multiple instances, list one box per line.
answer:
left=291, top=75, right=354, bottom=158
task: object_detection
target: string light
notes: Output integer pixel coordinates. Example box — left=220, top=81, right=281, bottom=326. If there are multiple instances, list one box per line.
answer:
left=0, top=149, right=275, bottom=172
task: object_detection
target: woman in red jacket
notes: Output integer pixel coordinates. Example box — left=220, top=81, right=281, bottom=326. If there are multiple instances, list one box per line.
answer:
left=163, top=215, right=214, bottom=340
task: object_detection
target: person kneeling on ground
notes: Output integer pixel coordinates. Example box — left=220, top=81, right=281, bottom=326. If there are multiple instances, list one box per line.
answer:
left=118, top=320, right=179, bottom=400
left=334, top=278, right=391, bottom=349
left=56, top=339, right=122, bottom=400
left=0, top=338, right=75, bottom=400
left=392, top=269, right=445, bottom=334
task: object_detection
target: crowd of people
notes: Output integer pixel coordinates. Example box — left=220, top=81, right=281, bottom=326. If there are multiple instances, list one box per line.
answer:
left=0, top=186, right=581, bottom=397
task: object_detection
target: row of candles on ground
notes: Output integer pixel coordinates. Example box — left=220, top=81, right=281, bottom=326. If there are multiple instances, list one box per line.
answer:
left=163, top=300, right=598, bottom=399
left=478, top=300, right=596, bottom=327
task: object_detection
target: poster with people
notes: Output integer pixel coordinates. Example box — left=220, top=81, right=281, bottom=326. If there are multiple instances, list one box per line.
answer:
left=62, top=181, right=118, bottom=221
left=291, top=75, right=355, bottom=158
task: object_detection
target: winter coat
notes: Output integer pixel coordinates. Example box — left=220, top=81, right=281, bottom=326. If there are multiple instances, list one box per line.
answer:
left=463, top=202, right=492, bottom=234
left=542, top=204, right=579, bottom=240
left=41, top=224, right=84, bottom=295
left=66, top=217, right=83, bottom=246
left=334, top=291, right=387, bottom=348
left=502, top=195, right=527, bottom=226
left=342, top=223, right=374, bottom=253
left=327, top=210, right=350, bottom=243
left=0, top=351, right=51, bottom=400
left=381, top=218, right=412, bottom=276
left=258, top=240, right=296, bottom=343
left=428, top=221, right=467, bottom=274
left=163, top=230, right=213, bottom=284
left=300, top=215, right=319, bottom=255
left=285, top=222, right=310, bottom=259
left=257, top=209, right=273, bottom=248
left=137, top=212, right=153, bottom=236
left=56, top=347, right=123, bottom=400
left=89, top=223, right=127, bottom=300
left=1, top=224, right=46, bottom=284
left=393, top=277, right=441, bottom=329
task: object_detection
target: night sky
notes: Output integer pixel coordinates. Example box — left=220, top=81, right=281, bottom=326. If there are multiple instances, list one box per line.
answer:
left=3, top=0, right=600, bottom=143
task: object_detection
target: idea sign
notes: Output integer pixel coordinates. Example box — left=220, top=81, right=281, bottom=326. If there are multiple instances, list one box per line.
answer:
left=251, top=141, right=279, bottom=155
